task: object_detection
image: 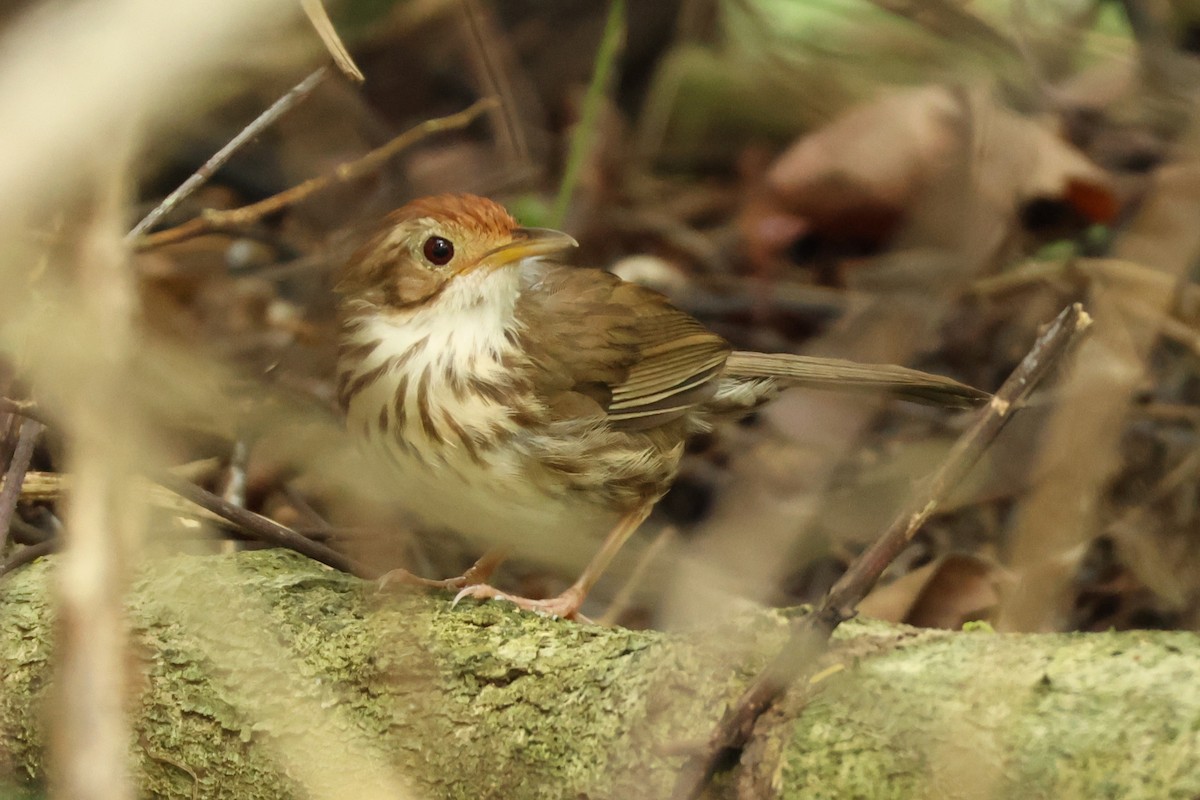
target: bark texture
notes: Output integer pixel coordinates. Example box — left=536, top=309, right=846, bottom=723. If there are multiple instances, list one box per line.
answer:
left=0, top=550, right=1197, bottom=800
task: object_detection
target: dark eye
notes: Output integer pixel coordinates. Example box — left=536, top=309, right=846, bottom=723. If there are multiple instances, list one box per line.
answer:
left=422, top=236, right=455, bottom=266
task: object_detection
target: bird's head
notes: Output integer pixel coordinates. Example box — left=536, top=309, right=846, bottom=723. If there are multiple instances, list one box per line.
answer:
left=337, top=193, right=577, bottom=309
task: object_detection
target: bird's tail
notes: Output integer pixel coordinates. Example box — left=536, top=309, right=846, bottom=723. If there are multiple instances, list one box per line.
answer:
left=723, top=351, right=989, bottom=409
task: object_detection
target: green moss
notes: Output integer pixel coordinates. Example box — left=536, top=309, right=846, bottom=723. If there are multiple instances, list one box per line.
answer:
left=0, top=552, right=785, bottom=800
left=961, top=620, right=996, bottom=633
left=779, top=629, right=1200, bottom=799
left=0, top=558, right=54, bottom=787
left=0, top=782, right=43, bottom=800
left=5, top=553, right=1199, bottom=799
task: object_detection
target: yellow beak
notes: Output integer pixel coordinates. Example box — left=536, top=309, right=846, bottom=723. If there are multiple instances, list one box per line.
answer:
left=477, top=227, right=578, bottom=270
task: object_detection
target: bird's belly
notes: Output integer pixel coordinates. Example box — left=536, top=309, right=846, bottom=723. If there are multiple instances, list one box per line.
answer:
left=374, top=439, right=618, bottom=568
left=339, top=313, right=653, bottom=571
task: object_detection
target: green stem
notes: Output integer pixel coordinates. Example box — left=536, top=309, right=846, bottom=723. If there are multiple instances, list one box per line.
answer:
left=550, top=0, right=625, bottom=229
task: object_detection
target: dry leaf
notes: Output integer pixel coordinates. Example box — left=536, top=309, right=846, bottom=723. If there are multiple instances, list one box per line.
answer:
left=859, top=553, right=1008, bottom=629
left=742, top=86, right=1118, bottom=269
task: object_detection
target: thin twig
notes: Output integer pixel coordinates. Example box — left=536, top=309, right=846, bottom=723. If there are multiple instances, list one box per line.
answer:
left=300, top=0, right=364, bottom=83
left=221, top=440, right=249, bottom=508
left=550, top=0, right=625, bottom=228
left=599, top=525, right=676, bottom=626
left=127, top=67, right=330, bottom=240
left=141, top=742, right=199, bottom=800
left=461, top=0, right=530, bottom=167
left=136, top=98, right=497, bottom=251
left=0, top=397, right=51, bottom=426
left=16, top=471, right=232, bottom=529
left=0, top=419, right=42, bottom=551
left=156, top=473, right=372, bottom=578
left=0, top=538, right=57, bottom=580
left=217, top=440, right=249, bottom=557
left=9, top=515, right=52, bottom=546
left=281, top=483, right=336, bottom=536
left=672, top=303, right=1092, bottom=800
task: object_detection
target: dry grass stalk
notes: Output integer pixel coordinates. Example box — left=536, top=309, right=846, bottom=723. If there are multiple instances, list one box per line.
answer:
left=460, top=0, right=535, bottom=171
left=300, top=0, right=364, bottom=83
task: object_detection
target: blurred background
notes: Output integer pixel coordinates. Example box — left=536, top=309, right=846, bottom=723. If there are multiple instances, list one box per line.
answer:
left=3, top=0, right=1200, bottom=637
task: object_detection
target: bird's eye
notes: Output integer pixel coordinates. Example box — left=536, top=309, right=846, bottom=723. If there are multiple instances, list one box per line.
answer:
left=422, top=236, right=455, bottom=266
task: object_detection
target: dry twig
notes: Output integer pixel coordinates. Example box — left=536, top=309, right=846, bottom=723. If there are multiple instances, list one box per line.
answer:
left=157, top=473, right=371, bottom=578
left=461, top=0, right=531, bottom=168
left=0, top=538, right=57, bottom=580
left=136, top=97, right=498, bottom=251
left=0, top=418, right=42, bottom=551
left=672, top=303, right=1092, bottom=800
left=0, top=397, right=50, bottom=426
left=127, top=67, right=330, bottom=240
left=14, top=471, right=225, bottom=528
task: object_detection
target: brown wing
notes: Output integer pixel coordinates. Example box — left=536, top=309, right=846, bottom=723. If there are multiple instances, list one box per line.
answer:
left=515, top=266, right=731, bottom=430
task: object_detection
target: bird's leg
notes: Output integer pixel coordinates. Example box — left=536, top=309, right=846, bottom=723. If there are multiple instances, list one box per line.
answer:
left=378, top=546, right=510, bottom=592
left=454, top=502, right=655, bottom=620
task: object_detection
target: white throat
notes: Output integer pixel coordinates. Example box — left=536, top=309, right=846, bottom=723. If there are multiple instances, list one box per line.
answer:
left=336, top=259, right=623, bottom=557
left=339, top=263, right=532, bottom=452
left=385, top=263, right=522, bottom=355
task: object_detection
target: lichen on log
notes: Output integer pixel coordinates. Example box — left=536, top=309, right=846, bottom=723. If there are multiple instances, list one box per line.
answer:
left=0, top=551, right=779, bottom=799
left=1, top=550, right=1198, bottom=800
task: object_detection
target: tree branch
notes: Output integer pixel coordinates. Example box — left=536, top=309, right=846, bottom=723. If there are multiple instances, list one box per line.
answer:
left=0, top=419, right=42, bottom=552
left=673, top=302, right=1093, bottom=799
left=155, top=474, right=371, bottom=578
left=1, top=550, right=1196, bottom=800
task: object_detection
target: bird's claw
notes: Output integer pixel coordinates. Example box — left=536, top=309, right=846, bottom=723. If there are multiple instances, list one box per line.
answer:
left=378, top=549, right=506, bottom=594
left=377, top=568, right=470, bottom=593
left=451, top=583, right=587, bottom=621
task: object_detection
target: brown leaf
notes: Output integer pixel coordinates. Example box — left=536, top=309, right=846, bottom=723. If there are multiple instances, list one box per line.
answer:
left=757, top=86, right=961, bottom=246
left=742, top=86, right=1119, bottom=267
left=859, top=553, right=1009, bottom=629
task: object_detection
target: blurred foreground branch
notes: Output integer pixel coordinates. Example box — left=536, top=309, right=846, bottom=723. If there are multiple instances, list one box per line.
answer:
left=0, top=551, right=1196, bottom=799
left=50, top=162, right=143, bottom=800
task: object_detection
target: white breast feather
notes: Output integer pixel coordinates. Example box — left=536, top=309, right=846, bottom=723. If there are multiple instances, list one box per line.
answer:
left=341, top=264, right=618, bottom=558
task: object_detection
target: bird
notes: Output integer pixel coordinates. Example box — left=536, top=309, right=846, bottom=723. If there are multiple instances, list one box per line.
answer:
left=335, top=193, right=987, bottom=619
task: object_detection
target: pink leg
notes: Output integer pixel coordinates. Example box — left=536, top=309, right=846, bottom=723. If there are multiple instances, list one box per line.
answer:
left=454, top=502, right=655, bottom=620
left=378, top=547, right=510, bottom=592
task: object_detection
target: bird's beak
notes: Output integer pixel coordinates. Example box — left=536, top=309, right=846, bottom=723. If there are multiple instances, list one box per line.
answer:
left=476, top=227, right=578, bottom=271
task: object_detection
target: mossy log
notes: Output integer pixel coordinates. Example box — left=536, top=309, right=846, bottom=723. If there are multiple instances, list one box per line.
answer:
left=0, top=550, right=1197, bottom=799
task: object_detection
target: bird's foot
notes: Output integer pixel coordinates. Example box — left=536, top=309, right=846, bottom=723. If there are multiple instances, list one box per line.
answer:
left=377, top=569, right=473, bottom=592
left=452, top=583, right=588, bottom=621
left=377, top=549, right=508, bottom=593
